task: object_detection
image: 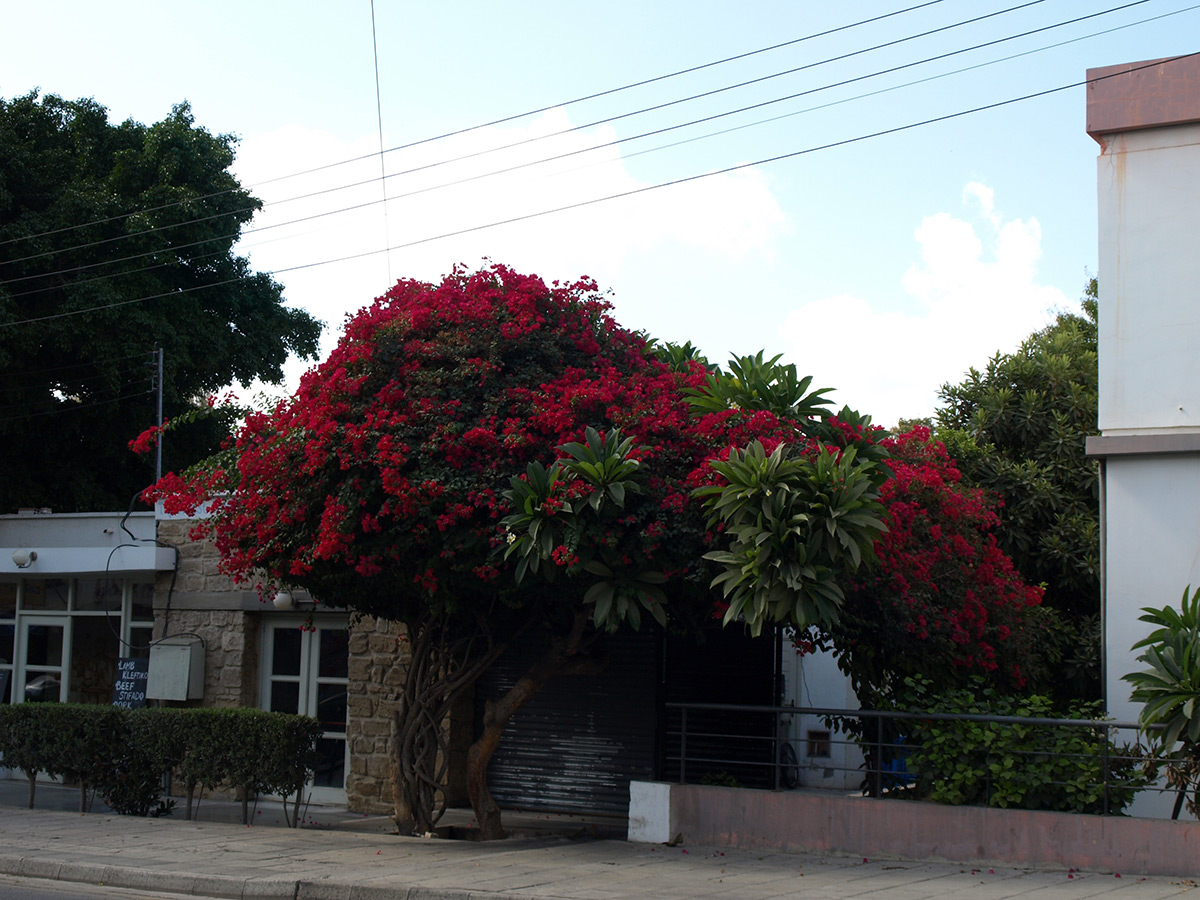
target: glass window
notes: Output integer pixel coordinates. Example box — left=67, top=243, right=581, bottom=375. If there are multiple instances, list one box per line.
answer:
left=75, top=578, right=122, bottom=611
left=0, top=622, right=14, bottom=667
left=21, top=579, right=68, bottom=611
left=313, top=738, right=346, bottom=788
left=272, top=628, right=302, bottom=677
left=131, top=582, right=155, bottom=621
left=270, top=680, right=300, bottom=715
left=128, top=625, right=154, bottom=660
left=25, top=624, right=64, bottom=667
left=0, top=582, right=15, bottom=618
left=318, top=628, right=349, bottom=679
left=317, top=683, right=347, bottom=731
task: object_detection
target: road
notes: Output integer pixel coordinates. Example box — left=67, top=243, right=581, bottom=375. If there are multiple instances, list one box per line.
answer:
left=0, top=875, right=217, bottom=900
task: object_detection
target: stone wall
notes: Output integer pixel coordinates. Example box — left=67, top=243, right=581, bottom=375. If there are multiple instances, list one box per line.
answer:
left=157, top=519, right=237, bottom=595
left=344, top=616, right=475, bottom=815
left=345, top=615, right=408, bottom=813
left=153, top=519, right=260, bottom=708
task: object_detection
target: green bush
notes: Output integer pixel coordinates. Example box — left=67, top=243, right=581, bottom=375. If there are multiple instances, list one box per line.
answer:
left=897, top=677, right=1144, bottom=814
left=0, top=704, right=321, bottom=822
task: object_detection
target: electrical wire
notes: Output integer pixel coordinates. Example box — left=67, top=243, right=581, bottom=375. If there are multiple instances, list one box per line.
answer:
left=0, top=0, right=952, bottom=254
left=0, top=388, right=153, bottom=423
left=5, top=51, right=1193, bottom=332
left=0, top=368, right=152, bottom=408
left=2, top=3, right=1184, bottom=314
left=0, top=0, right=1156, bottom=295
left=0, top=0, right=1056, bottom=273
left=604, top=3, right=1200, bottom=174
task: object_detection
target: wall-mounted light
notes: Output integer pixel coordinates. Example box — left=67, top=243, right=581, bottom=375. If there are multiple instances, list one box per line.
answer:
left=11, top=549, right=37, bottom=568
left=272, top=591, right=294, bottom=611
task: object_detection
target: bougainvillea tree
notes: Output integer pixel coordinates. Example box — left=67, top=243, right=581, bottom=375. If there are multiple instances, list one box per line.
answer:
left=801, top=425, right=1044, bottom=709
left=146, top=264, right=888, bottom=838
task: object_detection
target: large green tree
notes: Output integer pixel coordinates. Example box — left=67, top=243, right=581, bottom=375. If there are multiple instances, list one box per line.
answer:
left=935, top=281, right=1099, bottom=697
left=0, top=92, right=321, bottom=511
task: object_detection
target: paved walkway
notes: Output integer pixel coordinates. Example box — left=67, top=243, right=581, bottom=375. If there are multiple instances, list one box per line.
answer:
left=0, top=782, right=1196, bottom=899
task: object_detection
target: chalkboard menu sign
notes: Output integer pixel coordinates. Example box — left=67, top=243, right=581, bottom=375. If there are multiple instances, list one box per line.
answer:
left=112, top=657, right=149, bottom=709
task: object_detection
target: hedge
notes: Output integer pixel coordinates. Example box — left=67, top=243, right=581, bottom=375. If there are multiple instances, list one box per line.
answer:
left=0, top=704, right=323, bottom=824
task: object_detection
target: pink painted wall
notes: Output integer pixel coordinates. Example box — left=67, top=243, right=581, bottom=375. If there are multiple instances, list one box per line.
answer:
left=668, top=784, right=1200, bottom=876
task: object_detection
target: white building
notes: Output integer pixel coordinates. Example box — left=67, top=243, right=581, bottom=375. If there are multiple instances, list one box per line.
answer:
left=1084, top=56, right=1200, bottom=728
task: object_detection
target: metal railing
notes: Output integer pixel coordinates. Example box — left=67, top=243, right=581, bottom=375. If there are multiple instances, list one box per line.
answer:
left=664, top=702, right=1170, bottom=815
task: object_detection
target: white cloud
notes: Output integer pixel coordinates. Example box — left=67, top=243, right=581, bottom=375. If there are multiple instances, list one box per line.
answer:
left=780, top=184, right=1068, bottom=428
left=228, top=110, right=788, bottom=393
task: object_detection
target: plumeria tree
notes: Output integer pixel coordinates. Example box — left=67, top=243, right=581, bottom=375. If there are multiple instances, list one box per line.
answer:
left=147, top=264, right=888, bottom=839
left=802, top=426, right=1045, bottom=708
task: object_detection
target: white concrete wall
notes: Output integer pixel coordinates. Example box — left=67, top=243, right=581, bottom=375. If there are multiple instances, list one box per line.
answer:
left=1091, top=78, right=1200, bottom=820
left=1103, top=455, right=1200, bottom=722
left=781, top=645, right=864, bottom=790
left=1096, top=123, right=1200, bottom=434
left=0, top=511, right=172, bottom=576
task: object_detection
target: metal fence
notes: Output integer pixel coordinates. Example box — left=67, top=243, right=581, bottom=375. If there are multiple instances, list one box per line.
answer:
left=664, top=702, right=1172, bottom=816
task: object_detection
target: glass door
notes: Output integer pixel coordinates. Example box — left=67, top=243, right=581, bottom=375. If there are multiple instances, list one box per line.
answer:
left=261, top=617, right=349, bottom=803
left=16, top=616, right=70, bottom=703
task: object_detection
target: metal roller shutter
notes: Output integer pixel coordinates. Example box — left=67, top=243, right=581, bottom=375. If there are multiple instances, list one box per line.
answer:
left=476, top=628, right=659, bottom=815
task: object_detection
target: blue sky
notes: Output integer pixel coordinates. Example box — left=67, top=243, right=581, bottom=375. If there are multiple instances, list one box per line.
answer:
left=3, top=1, right=1196, bottom=426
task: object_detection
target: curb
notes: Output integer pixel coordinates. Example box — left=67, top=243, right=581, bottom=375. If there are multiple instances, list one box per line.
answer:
left=0, top=853, right=561, bottom=900
left=0, top=855, right=295, bottom=899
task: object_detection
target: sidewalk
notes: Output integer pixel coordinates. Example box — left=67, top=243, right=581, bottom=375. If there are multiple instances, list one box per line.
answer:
left=0, top=781, right=1195, bottom=900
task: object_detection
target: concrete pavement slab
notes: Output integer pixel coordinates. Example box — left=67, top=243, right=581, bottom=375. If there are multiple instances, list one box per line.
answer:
left=2, top=786, right=1198, bottom=899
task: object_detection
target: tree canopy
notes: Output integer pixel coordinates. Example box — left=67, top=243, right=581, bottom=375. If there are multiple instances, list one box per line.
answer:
left=0, top=92, right=321, bottom=512
left=808, top=425, right=1045, bottom=708
left=152, top=263, right=888, bottom=836
left=935, top=281, right=1099, bottom=697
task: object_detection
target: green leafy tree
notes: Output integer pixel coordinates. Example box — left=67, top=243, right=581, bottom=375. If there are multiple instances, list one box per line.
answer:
left=0, top=91, right=321, bottom=512
left=936, top=281, right=1099, bottom=697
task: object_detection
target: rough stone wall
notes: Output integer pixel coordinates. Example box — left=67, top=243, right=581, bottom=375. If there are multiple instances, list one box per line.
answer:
left=157, top=519, right=238, bottom=595
left=344, top=615, right=475, bottom=815
left=152, top=520, right=258, bottom=708
left=345, top=615, right=409, bottom=814
left=150, top=608, right=259, bottom=708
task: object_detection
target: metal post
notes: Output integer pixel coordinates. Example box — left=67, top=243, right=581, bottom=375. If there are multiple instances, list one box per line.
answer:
left=679, top=707, right=687, bottom=785
left=154, top=345, right=164, bottom=484
left=773, top=710, right=781, bottom=792
left=1102, top=726, right=1111, bottom=815
left=874, top=715, right=883, bottom=797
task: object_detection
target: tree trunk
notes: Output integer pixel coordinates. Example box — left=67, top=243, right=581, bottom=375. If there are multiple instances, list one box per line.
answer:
left=385, top=611, right=511, bottom=836
left=466, top=609, right=604, bottom=840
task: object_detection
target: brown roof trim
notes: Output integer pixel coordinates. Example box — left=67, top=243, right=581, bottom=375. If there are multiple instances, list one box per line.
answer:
left=1087, top=55, right=1200, bottom=141
left=1086, top=432, right=1200, bottom=458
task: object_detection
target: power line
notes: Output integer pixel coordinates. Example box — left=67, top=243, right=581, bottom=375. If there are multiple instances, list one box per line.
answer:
left=0, top=0, right=951, bottom=254
left=0, top=0, right=1019, bottom=272
left=0, top=364, right=153, bottom=401
left=0, top=0, right=1132, bottom=291
left=6, top=53, right=1193, bottom=332
left=608, top=4, right=1199, bottom=173
left=0, top=388, right=154, bottom=424
left=369, top=0, right=392, bottom=286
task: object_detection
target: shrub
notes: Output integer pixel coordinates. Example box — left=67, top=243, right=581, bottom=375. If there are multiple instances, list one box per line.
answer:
left=897, top=677, right=1144, bottom=814
left=0, top=704, right=320, bottom=822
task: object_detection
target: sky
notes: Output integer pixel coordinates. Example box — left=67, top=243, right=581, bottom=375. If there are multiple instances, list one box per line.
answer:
left=2, top=0, right=1197, bottom=427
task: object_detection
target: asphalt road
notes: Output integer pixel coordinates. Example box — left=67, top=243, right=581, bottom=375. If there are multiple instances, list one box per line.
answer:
left=0, top=875, right=213, bottom=900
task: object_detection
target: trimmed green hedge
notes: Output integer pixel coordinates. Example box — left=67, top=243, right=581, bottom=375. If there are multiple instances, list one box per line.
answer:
left=0, top=704, right=322, bottom=824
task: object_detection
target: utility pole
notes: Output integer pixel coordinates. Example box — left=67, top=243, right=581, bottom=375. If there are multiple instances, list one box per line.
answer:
left=154, top=345, right=164, bottom=484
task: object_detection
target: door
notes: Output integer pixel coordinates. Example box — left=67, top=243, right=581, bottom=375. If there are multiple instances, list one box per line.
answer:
left=261, top=617, right=349, bottom=802
left=16, top=616, right=71, bottom=704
